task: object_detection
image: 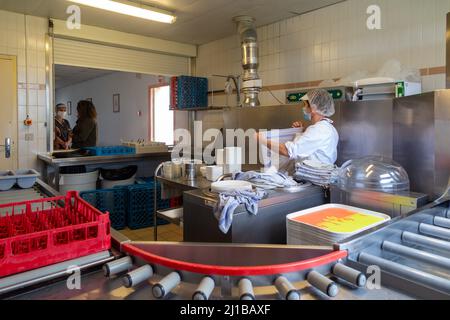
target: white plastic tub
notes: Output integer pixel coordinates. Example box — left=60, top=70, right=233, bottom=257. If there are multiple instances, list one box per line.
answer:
left=59, top=170, right=99, bottom=193
left=15, top=169, right=40, bottom=189
left=101, top=175, right=136, bottom=189
left=0, top=171, right=16, bottom=191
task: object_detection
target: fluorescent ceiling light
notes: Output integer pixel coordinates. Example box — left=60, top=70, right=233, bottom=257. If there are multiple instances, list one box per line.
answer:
left=68, top=0, right=176, bottom=24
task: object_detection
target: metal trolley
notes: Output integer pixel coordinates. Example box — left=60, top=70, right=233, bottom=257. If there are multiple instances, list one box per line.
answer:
left=153, top=163, right=183, bottom=241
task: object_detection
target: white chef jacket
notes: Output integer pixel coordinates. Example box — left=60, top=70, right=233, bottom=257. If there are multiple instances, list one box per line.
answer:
left=284, top=119, right=339, bottom=165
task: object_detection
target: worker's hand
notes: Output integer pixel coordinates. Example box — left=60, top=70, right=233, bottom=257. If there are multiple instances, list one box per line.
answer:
left=292, top=121, right=303, bottom=129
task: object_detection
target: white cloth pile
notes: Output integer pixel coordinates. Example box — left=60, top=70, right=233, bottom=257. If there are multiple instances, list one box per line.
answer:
left=233, top=171, right=298, bottom=190
left=294, top=159, right=339, bottom=187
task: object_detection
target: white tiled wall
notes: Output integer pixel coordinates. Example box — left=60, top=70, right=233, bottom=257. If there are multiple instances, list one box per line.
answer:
left=0, top=10, right=48, bottom=169
left=196, top=0, right=450, bottom=107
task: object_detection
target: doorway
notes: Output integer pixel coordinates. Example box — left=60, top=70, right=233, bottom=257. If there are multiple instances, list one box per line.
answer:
left=0, top=55, right=18, bottom=170
left=149, top=84, right=174, bottom=146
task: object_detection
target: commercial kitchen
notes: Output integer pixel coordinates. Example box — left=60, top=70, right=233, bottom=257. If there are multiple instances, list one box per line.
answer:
left=0, top=0, right=450, bottom=302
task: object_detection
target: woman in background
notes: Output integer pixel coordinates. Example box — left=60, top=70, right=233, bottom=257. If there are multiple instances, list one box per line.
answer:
left=72, top=100, right=98, bottom=148
left=54, top=103, right=72, bottom=150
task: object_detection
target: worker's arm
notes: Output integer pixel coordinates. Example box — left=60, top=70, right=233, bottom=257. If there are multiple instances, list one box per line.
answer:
left=257, top=134, right=290, bottom=157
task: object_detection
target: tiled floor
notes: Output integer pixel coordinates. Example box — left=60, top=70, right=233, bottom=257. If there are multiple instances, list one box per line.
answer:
left=119, top=223, right=183, bottom=242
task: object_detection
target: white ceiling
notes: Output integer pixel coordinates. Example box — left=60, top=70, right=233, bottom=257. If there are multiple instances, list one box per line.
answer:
left=55, top=64, right=115, bottom=89
left=0, top=0, right=345, bottom=45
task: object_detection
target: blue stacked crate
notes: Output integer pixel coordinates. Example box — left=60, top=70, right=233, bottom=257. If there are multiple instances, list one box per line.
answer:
left=176, top=76, right=208, bottom=109
left=83, top=146, right=135, bottom=156
left=126, top=182, right=170, bottom=230
left=80, top=188, right=128, bottom=230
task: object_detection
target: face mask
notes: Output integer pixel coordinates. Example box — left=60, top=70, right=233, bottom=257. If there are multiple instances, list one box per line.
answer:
left=57, top=111, right=66, bottom=118
left=303, top=107, right=312, bottom=121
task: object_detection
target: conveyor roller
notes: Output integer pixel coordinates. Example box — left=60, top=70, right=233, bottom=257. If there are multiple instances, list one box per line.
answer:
left=192, top=277, right=215, bottom=300
left=103, top=256, right=133, bottom=277
left=152, top=272, right=182, bottom=299
left=358, top=252, right=450, bottom=293
left=123, top=265, right=153, bottom=288
left=274, top=276, right=300, bottom=300
left=238, top=278, right=255, bottom=300
left=307, top=271, right=339, bottom=297
left=332, top=263, right=366, bottom=287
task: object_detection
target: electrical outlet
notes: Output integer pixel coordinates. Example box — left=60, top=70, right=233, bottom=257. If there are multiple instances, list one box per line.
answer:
left=25, top=133, right=34, bottom=141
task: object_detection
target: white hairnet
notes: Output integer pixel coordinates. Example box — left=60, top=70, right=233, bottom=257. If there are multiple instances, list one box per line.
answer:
left=304, top=89, right=335, bottom=117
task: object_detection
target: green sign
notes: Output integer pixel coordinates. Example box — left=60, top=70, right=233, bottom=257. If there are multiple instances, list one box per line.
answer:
left=286, top=89, right=343, bottom=103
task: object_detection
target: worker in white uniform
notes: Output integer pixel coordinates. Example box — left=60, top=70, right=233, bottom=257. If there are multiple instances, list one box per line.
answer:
left=257, top=88, right=339, bottom=174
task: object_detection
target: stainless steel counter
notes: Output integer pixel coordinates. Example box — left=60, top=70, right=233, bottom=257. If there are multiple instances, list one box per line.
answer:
left=38, top=152, right=171, bottom=167
left=38, top=152, right=171, bottom=190
left=157, top=175, right=212, bottom=193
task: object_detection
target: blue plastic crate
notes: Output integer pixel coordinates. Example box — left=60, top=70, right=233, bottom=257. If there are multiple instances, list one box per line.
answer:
left=176, top=76, right=208, bottom=109
left=80, top=188, right=128, bottom=230
left=126, top=184, right=170, bottom=230
left=83, top=146, right=135, bottom=156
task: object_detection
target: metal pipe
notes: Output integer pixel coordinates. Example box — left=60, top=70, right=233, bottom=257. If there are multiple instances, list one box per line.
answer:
left=234, top=16, right=262, bottom=107
left=358, top=252, right=450, bottom=293
left=122, top=265, right=153, bottom=288
left=332, top=263, right=367, bottom=288
left=419, top=223, right=450, bottom=240
left=307, top=271, right=339, bottom=297
left=402, top=231, right=450, bottom=252
left=152, top=272, right=182, bottom=299
left=434, top=216, right=450, bottom=229
left=382, top=241, right=450, bottom=269
left=238, top=278, right=255, bottom=300
left=103, top=256, right=133, bottom=277
left=274, top=276, right=300, bottom=300
left=192, top=276, right=215, bottom=300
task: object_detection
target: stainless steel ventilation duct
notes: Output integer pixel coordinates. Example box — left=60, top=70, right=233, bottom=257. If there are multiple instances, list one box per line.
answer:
left=234, top=16, right=262, bottom=107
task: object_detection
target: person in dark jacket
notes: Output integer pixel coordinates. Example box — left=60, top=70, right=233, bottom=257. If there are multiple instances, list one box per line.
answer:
left=72, top=100, right=98, bottom=148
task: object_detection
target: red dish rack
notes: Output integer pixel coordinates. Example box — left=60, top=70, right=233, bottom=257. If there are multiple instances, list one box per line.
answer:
left=0, top=191, right=111, bottom=278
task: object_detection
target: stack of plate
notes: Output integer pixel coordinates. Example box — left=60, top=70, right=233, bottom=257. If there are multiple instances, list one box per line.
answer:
left=294, top=160, right=338, bottom=187
left=286, top=204, right=390, bottom=246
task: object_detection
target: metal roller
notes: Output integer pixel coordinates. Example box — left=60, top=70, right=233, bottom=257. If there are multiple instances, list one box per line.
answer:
left=103, top=256, right=133, bottom=277
left=382, top=241, right=450, bottom=269
left=358, top=252, right=450, bottom=293
left=332, top=263, right=367, bottom=288
left=274, top=276, right=300, bottom=300
left=122, top=265, right=153, bottom=288
left=402, top=231, right=450, bottom=252
left=192, top=277, right=215, bottom=300
left=434, top=216, right=450, bottom=229
left=238, top=278, right=255, bottom=300
left=419, top=223, right=450, bottom=240
left=306, top=271, right=339, bottom=297
left=152, top=272, right=182, bottom=299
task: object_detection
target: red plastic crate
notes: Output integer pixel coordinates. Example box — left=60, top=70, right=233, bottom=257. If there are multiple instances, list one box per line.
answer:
left=0, top=191, right=111, bottom=278
left=170, top=76, right=178, bottom=110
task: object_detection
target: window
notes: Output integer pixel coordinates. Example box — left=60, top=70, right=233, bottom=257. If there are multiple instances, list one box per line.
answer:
left=150, top=85, right=174, bottom=145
